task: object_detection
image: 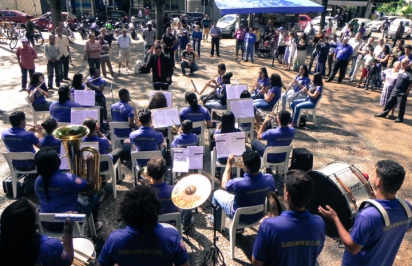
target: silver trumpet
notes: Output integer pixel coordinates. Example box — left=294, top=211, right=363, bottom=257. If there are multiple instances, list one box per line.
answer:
left=290, top=81, right=314, bottom=101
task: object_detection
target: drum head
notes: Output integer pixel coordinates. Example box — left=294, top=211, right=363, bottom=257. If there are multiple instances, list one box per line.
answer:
left=306, top=171, right=352, bottom=238
left=72, top=237, right=95, bottom=264
left=265, top=191, right=283, bottom=217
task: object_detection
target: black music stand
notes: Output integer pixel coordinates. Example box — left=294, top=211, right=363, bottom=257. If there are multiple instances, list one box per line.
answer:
left=201, top=201, right=226, bottom=266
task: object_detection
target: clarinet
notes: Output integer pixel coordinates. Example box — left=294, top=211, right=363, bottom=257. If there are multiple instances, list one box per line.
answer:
left=290, top=82, right=314, bottom=101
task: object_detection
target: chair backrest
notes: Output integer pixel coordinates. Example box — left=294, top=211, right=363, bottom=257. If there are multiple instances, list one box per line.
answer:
left=25, top=97, right=33, bottom=109
left=37, top=213, right=84, bottom=237
left=314, top=94, right=323, bottom=108
left=192, top=121, right=205, bottom=146
left=99, top=154, right=114, bottom=174
left=109, top=122, right=132, bottom=150
left=232, top=205, right=264, bottom=227
left=2, top=152, right=37, bottom=176
left=158, top=212, right=182, bottom=236
left=131, top=150, right=162, bottom=169
left=262, top=146, right=293, bottom=167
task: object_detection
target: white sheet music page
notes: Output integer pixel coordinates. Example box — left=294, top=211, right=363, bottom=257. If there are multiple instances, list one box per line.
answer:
left=226, top=84, right=248, bottom=99
left=74, top=90, right=95, bottom=106
left=71, top=109, right=98, bottom=125
left=149, top=91, right=173, bottom=107
left=172, top=148, right=189, bottom=173
left=187, top=146, right=203, bottom=169
left=215, top=132, right=246, bottom=158
left=151, top=107, right=180, bottom=128
left=230, top=99, right=254, bottom=118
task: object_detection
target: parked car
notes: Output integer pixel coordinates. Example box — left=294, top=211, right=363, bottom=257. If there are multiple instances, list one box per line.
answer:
left=217, top=14, right=248, bottom=37
left=341, top=18, right=373, bottom=38
left=387, top=18, right=412, bottom=40
left=33, top=12, right=78, bottom=30
left=0, top=10, right=34, bottom=24
left=304, top=16, right=337, bottom=36
left=186, top=12, right=205, bottom=24
left=367, top=16, right=401, bottom=32
left=97, top=10, right=129, bottom=22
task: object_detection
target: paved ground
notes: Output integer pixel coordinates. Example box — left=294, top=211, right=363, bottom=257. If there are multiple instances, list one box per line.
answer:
left=0, top=30, right=411, bottom=265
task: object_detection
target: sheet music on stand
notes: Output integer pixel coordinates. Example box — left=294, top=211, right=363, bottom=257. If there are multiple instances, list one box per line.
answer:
left=74, top=90, right=95, bottom=106
left=149, top=91, right=173, bottom=107
left=215, top=132, right=246, bottom=158
left=226, top=84, right=248, bottom=99
left=187, top=146, right=203, bottom=169
left=59, top=144, right=70, bottom=171
left=71, top=109, right=99, bottom=125
left=151, top=107, right=181, bottom=128
left=172, top=146, right=204, bottom=172
left=229, top=99, right=254, bottom=118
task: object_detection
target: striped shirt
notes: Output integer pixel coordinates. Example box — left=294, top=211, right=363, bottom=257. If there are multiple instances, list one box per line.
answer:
left=143, top=29, right=157, bottom=46
left=117, top=35, right=132, bottom=49
left=100, top=40, right=110, bottom=60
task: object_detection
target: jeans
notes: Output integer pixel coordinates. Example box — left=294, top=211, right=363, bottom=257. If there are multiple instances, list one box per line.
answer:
left=101, top=58, right=114, bottom=77
left=193, top=39, right=201, bottom=56
left=236, top=40, right=245, bottom=52
left=88, top=58, right=101, bottom=70
left=61, top=55, right=70, bottom=80
left=78, top=194, right=100, bottom=223
left=251, top=91, right=264, bottom=100
left=381, top=90, right=408, bottom=119
left=348, top=57, right=357, bottom=78
left=212, top=190, right=234, bottom=227
left=182, top=209, right=193, bottom=226
left=382, top=30, right=388, bottom=39
left=47, top=60, right=61, bottom=88
left=245, top=42, right=255, bottom=62
left=281, top=90, right=306, bottom=110
left=291, top=99, right=315, bottom=123
left=95, top=95, right=107, bottom=121
left=211, top=37, right=220, bottom=56
left=33, top=102, right=52, bottom=111
left=251, top=139, right=266, bottom=157
left=21, top=67, right=35, bottom=90
left=350, top=58, right=364, bottom=81
left=205, top=100, right=225, bottom=110
left=180, top=61, right=199, bottom=74
left=253, top=99, right=274, bottom=111
left=308, top=55, right=316, bottom=73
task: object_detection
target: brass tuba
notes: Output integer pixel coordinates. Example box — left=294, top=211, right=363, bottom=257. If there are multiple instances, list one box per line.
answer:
left=53, top=125, right=101, bottom=196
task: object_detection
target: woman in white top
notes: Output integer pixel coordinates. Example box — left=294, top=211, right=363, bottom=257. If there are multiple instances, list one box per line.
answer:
left=285, top=32, right=296, bottom=70
left=380, top=61, right=401, bottom=116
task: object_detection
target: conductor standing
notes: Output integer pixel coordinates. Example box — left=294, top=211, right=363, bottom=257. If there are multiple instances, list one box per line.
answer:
left=144, top=45, right=173, bottom=90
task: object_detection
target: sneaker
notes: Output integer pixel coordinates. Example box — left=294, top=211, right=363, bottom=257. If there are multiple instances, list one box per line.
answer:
left=118, top=70, right=121, bottom=73
left=95, top=222, right=103, bottom=232
left=125, top=68, right=129, bottom=73
left=394, top=118, right=403, bottom=123
left=183, top=217, right=195, bottom=232
left=374, top=113, right=387, bottom=118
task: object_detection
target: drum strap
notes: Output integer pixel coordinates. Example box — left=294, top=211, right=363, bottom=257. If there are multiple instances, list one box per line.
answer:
left=350, top=167, right=375, bottom=198
left=334, top=175, right=358, bottom=211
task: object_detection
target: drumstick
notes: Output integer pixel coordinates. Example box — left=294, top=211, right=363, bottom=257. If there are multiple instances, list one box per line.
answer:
left=74, top=248, right=96, bottom=260
left=72, top=258, right=85, bottom=266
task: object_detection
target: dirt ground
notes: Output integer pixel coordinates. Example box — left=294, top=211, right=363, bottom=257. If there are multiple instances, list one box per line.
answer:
left=0, top=31, right=411, bottom=265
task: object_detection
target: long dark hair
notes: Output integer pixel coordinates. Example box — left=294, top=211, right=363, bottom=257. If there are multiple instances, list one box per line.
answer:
left=148, top=92, right=167, bottom=109
left=300, top=65, right=309, bottom=77
left=185, top=91, right=199, bottom=112
left=0, top=199, right=41, bottom=266
left=71, top=73, right=84, bottom=90
left=220, top=111, right=235, bottom=133
left=34, top=148, right=61, bottom=201
left=58, top=86, right=71, bottom=104
left=29, top=72, right=44, bottom=87
left=270, top=73, right=283, bottom=87
left=260, top=67, right=269, bottom=79
left=313, top=72, right=323, bottom=87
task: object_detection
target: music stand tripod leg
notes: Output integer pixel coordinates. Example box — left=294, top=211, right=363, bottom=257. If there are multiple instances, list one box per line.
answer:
left=202, top=201, right=226, bottom=266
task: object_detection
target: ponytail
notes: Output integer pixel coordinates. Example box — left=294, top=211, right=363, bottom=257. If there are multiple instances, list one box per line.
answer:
left=34, top=148, right=61, bottom=201
left=185, top=92, right=199, bottom=112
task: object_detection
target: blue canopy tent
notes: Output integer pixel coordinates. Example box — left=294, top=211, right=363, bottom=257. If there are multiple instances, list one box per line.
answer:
left=214, top=0, right=325, bottom=15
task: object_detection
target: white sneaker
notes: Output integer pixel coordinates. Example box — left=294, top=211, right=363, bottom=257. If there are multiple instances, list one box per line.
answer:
left=125, top=68, right=129, bottom=73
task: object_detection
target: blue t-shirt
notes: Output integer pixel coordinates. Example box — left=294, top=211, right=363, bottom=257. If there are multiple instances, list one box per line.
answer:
left=293, top=75, right=311, bottom=93
left=1, top=127, right=39, bottom=168
left=171, top=133, right=198, bottom=148
left=40, top=135, right=62, bottom=154
left=245, top=33, right=257, bottom=43
left=35, top=171, right=87, bottom=213
left=87, top=77, right=106, bottom=97
left=306, top=86, right=323, bottom=104
left=342, top=199, right=412, bottom=266
left=335, top=44, right=353, bottom=60
left=49, top=100, right=81, bottom=123
left=36, top=235, right=71, bottom=266
left=111, top=101, right=135, bottom=138
left=179, top=105, right=211, bottom=134
left=226, top=172, right=276, bottom=222
left=253, top=210, right=326, bottom=266
left=83, top=135, right=112, bottom=170
left=151, top=182, right=176, bottom=214
left=192, top=30, right=202, bottom=40
left=99, top=224, right=188, bottom=266
left=130, top=126, right=164, bottom=166
left=398, top=54, right=412, bottom=62
left=268, top=86, right=281, bottom=106
left=254, top=77, right=271, bottom=95
left=28, top=83, right=48, bottom=105
left=179, top=35, right=189, bottom=50
left=261, top=126, right=295, bottom=162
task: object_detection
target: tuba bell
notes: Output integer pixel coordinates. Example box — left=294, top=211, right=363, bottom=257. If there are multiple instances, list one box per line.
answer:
left=53, top=125, right=101, bottom=196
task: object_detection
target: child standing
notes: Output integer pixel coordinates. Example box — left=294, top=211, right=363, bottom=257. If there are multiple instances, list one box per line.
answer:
left=357, top=48, right=374, bottom=88
left=365, top=59, right=379, bottom=91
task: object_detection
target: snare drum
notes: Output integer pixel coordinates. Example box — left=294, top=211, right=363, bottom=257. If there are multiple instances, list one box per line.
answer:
left=306, top=162, right=374, bottom=238
left=70, top=237, right=96, bottom=266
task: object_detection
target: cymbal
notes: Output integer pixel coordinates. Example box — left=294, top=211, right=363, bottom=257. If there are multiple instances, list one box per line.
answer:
left=172, top=174, right=211, bottom=209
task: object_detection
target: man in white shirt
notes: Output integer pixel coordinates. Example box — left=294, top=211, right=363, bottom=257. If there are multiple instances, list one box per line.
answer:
left=143, top=22, right=157, bottom=54
left=347, top=32, right=363, bottom=79
left=374, top=38, right=391, bottom=57
left=55, top=27, right=70, bottom=81
left=327, top=34, right=340, bottom=77
left=350, top=37, right=374, bottom=82
left=274, top=27, right=286, bottom=65
left=117, top=28, right=132, bottom=73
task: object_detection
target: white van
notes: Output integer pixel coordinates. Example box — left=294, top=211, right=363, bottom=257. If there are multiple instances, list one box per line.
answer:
left=387, top=18, right=412, bottom=40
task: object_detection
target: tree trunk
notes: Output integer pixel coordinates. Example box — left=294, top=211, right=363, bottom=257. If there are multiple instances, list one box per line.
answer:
left=154, top=0, right=166, bottom=40
left=320, top=0, right=328, bottom=31
left=50, top=0, right=63, bottom=29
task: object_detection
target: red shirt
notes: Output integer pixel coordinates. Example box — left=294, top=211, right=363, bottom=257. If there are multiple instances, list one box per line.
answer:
left=16, top=46, right=37, bottom=70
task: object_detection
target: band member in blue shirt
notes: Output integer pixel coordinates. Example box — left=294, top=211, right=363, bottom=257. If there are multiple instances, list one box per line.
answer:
left=39, top=118, right=61, bottom=154
left=27, top=72, right=52, bottom=111
left=86, top=68, right=107, bottom=122
left=319, top=160, right=412, bottom=266
left=0, top=198, right=73, bottom=266
left=110, top=88, right=138, bottom=138
left=179, top=91, right=212, bottom=134
left=49, top=86, right=81, bottom=123
left=99, top=186, right=189, bottom=266
left=171, top=120, right=198, bottom=148
left=252, top=170, right=325, bottom=266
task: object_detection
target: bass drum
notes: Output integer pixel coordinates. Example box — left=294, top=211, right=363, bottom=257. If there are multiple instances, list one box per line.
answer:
left=306, top=162, right=374, bottom=238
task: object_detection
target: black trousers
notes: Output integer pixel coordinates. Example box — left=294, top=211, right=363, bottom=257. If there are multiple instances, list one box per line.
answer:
left=95, top=95, right=107, bottom=121
left=327, top=53, right=334, bottom=76
left=382, top=90, right=408, bottom=119
left=164, top=47, right=174, bottom=66
left=21, top=67, right=35, bottom=90
left=329, top=59, right=349, bottom=82
left=61, top=55, right=70, bottom=80
left=211, top=37, right=220, bottom=56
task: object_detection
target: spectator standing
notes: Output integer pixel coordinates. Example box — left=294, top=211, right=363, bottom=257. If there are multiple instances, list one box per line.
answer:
left=244, top=27, right=256, bottom=63
left=210, top=21, right=222, bottom=57
left=44, top=35, right=61, bottom=89
left=143, top=22, right=157, bottom=54
left=393, top=22, right=405, bottom=48
left=117, top=29, right=132, bottom=73
left=201, top=15, right=211, bottom=42
left=16, top=37, right=37, bottom=92
left=234, top=24, right=246, bottom=59
left=99, top=35, right=114, bottom=77
left=348, top=33, right=364, bottom=79
left=162, top=27, right=176, bottom=67
left=192, top=25, right=202, bottom=57
left=390, top=39, right=404, bottom=67
left=327, top=34, right=340, bottom=77
left=85, top=34, right=101, bottom=70
left=25, top=15, right=35, bottom=46
left=326, top=37, right=353, bottom=84
left=55, top=27, right=71, bottom=81
left=382, top=18, right=390, bottom=39
left=293, top=33, right=307, bottom=71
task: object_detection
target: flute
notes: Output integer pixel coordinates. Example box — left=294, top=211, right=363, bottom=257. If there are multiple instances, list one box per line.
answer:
left=290, top=81, right=313, bottom=101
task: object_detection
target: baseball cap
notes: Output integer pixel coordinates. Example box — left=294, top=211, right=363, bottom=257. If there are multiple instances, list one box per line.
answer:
left=278, top=27, right=284, bottom=31
left=21, top=37, right=28, bottom=42
left=404, top=44, right=412, bottom=49
left=147, top=21, right=152, bottom=25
